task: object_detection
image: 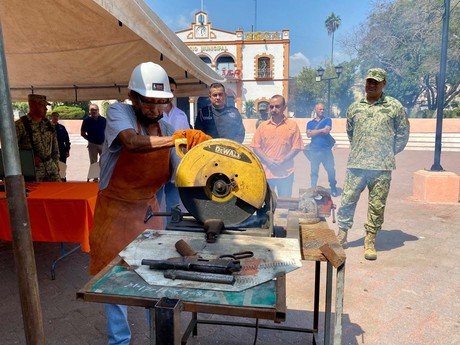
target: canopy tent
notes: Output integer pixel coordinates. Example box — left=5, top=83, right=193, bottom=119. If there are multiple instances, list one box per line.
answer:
left=0, top=1, right=224, bottom=342
left=0, top=0, right=224, bottom=101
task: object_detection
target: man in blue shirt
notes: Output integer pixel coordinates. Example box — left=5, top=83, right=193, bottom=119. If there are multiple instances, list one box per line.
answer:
left=306, top=102, right=338, bottom=196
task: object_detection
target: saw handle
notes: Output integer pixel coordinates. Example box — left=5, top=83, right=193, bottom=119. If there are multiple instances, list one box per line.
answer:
left=174, top=138, right=188, bottom=158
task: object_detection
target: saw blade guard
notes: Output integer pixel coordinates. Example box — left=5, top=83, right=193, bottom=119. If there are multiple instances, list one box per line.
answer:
left=175, top=139, right=267, bottom=225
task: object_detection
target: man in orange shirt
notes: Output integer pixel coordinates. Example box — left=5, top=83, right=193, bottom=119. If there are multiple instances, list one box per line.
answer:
left=250, top=94, right=304, bottom=197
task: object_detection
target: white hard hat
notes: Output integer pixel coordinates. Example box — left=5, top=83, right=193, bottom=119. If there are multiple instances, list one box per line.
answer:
left=128, top=62, right=173, bottom=98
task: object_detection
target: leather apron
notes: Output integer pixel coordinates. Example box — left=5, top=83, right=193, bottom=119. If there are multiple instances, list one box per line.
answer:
left=89, top=123, right=170, bottom=275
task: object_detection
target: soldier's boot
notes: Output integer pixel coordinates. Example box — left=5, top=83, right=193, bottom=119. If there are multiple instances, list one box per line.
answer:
left=336, top=228, right=349, bottom=249
left=364, top=232, right=377, bottom=260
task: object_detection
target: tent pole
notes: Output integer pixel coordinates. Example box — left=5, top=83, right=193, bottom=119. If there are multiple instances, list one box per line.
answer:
left=0, top=19, right=45, bottom=345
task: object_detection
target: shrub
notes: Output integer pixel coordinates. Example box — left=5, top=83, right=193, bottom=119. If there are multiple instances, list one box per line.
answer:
left=48, top=105, right=85, bottom=119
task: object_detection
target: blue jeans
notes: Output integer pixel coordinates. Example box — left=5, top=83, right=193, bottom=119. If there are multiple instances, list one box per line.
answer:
left=157, top=181, right=182, bottom=224
left=268, top=174, right=294, bottom=197
left=106, top=304, right=130, bottom=345
left=309, top=149, right=337, bottom=189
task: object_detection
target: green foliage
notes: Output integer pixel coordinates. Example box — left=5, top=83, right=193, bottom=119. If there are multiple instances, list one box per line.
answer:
left=244, top=100, right=255, bottom=119
left=444, top=107, right=460, bottom=118
left=325, top=13, right=341, bottom=35
left=101, top=101, right=111, bottom=116
left=325, top=12, right=341, bottom=64
left=290, top=60, right=358, bottom=118
left=49, top=105, right=86, bottom=119
left=12, top=102, right=28, bottom=115
left=344, top=0, right=460, bottom=111
left=52, top=101, right=90, bottom=115
left=410, top=109, right=434, bottom=118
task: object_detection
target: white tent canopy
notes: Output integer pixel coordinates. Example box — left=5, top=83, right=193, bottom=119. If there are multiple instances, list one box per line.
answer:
left=0, top=0, right=224, bottom=101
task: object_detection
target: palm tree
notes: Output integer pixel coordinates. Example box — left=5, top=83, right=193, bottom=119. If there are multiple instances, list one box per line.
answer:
left=325, top=13, right=341, bottom=64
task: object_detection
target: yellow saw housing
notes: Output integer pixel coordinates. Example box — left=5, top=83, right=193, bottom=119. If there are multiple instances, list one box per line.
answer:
left=175, top=139, right=267, bottom=225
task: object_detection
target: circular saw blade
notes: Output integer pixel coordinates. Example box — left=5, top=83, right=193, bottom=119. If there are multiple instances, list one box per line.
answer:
left=176, top=139, right=267, bottom=225
left=179, top=187, right=258, bottom=225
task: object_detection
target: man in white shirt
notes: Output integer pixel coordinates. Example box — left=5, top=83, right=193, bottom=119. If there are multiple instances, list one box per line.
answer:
left=157, top=77, right=191, bottom=218
left=162, top=77, right=191, bottom=130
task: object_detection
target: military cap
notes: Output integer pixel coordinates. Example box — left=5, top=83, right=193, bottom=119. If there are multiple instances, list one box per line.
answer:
left=258, top=103, right=268, bottom=111
left=366, top=68, right=387, bottom=82
left=28, top=94, right=51, bottom=105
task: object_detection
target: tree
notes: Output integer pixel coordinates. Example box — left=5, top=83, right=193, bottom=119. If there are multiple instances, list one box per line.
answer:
left=342, top=0, right=460, bottom=112
left=12, top=102, right=28, bottom=116
left=325, top=13, right=341, bottom=64
left=290, top=59, right=358, bottom=118
left=290, top=68, right=324, bottom=117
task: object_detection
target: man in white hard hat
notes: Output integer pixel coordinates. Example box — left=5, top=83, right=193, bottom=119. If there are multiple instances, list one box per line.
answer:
left=88, top=62, right=211, bottom=345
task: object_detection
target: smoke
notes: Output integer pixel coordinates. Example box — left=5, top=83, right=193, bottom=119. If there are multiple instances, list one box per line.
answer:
left=290, top=52, right=311, bottom=77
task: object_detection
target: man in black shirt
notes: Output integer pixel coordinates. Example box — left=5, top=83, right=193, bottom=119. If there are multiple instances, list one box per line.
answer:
left=81, top=104, right=106, bottom=165
left=195, top=83, right=245, bottom=143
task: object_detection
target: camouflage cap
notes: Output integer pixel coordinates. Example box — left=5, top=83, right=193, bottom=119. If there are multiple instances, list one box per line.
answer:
left=258, top=103, right=268, bottom=111
left=366, top=68, right=386, bottom=82
left=28, top=94, right=51, bottom=105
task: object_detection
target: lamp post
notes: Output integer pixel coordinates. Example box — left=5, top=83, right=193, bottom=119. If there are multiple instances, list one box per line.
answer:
left=316, top=65, right=343, bottom=117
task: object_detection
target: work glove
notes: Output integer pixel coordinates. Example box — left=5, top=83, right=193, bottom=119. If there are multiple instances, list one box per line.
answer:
left=172, top=129, right=212, bottom=151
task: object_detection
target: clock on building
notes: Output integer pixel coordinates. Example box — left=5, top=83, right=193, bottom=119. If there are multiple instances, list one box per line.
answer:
left=195, top=25, right=208, bottom=38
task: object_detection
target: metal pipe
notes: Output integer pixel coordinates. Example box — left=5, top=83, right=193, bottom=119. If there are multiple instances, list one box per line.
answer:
left=431, top=0, right=451, bottom=171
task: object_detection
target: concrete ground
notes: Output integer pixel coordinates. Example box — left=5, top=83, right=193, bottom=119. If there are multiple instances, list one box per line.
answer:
left=1, top=140, right=460, bottom=344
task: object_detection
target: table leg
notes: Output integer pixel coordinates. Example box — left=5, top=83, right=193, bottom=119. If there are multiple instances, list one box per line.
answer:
left=313, top=261, right=321, bottom=344
left=154, top=297, right=183, bottom=345
left=324, top=262, right=333, bottom=345
left=149, top=307, right=156, bottom=345
left=181, top=312, right=198, bottom=345
left=333, top=263, right=345, bottom=345
left=51, top=242, right=81, bottom=280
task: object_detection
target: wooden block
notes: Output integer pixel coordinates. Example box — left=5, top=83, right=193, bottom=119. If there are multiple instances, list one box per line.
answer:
left=300, top=221, right=346, bottom=264
left=319, top=242, right=346, bottom=268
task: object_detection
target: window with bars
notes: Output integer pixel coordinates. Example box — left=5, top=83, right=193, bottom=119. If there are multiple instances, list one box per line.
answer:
left=256, top=56, right=273, bottom=79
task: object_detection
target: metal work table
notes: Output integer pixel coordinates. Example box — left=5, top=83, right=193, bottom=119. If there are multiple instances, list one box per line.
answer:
left=77, top=222, right=346, bottom=345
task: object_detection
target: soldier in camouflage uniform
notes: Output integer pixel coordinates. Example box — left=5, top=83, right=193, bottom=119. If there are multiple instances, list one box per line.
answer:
left=336, top=68, right=410, bottom=260
left=15, top=94, right=61, bottom=182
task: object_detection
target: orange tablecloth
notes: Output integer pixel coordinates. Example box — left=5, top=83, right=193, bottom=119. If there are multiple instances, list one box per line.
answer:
left=0, top=182, right=99, bottom=252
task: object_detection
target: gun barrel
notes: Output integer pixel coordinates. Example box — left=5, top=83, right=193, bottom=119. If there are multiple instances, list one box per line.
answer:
left=141, top=257, right=241, bottom=275
left=164, top=270, right=235, bottom=285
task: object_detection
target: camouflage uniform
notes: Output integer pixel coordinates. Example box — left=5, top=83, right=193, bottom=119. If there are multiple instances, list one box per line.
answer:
left=337, top=93, right=410, bottom=233
left=15, top=115, right=61, bottom=182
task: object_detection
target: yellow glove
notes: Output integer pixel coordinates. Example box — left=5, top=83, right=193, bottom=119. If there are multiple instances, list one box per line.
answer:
left=172, top=129, right=212, bottom=151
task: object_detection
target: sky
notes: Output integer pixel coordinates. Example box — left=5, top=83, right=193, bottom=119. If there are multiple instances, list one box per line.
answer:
left=146, top=0, right=374, bottom=75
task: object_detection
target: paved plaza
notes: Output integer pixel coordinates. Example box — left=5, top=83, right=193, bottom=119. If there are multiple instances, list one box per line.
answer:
left=1, top=141, right=460, bottom=344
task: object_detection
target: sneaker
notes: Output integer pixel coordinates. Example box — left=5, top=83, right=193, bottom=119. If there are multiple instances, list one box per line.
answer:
left=330, top=187, right=338, bottom=197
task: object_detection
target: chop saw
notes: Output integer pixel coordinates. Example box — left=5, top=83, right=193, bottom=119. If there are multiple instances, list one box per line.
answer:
left=153, top=138, right=277, bottom=239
